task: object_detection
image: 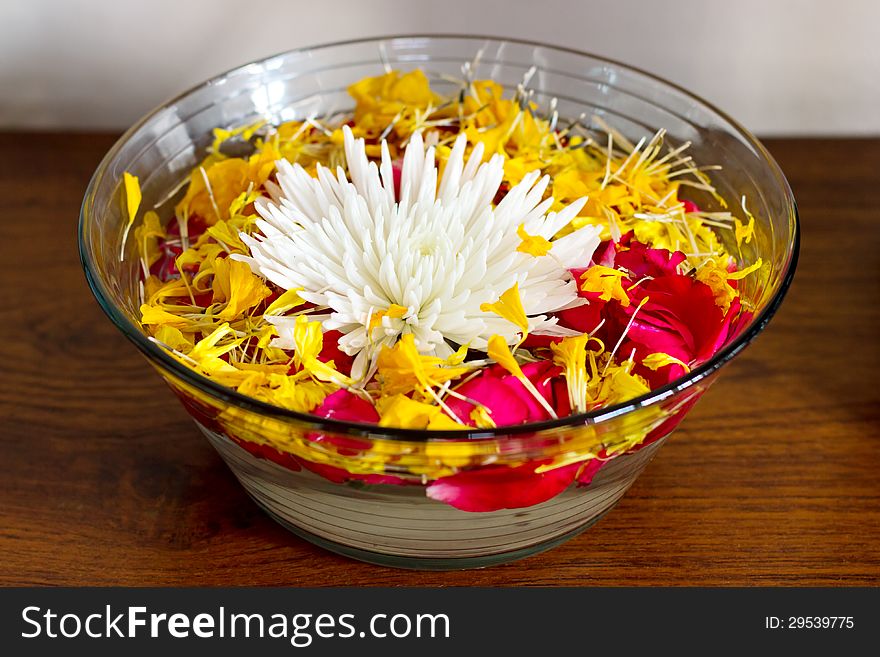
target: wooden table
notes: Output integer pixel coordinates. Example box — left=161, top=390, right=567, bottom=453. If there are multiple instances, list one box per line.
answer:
left=1, top=134, right=878, bottom=586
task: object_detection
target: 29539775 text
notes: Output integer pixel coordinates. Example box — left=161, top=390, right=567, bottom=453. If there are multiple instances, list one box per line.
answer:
left=765, top=616, right=854, bottom=630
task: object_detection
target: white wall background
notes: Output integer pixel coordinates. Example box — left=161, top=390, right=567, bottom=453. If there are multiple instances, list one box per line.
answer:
left=1, top=0, right=878, bottom=134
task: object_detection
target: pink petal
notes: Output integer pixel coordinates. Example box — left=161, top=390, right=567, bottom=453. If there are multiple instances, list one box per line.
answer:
left=575, top=458, right=606, bottom=487
left=299, top=459, right=412, bottom=486
left=621, top=340, right=688, bottom=388
left=391, top=158, right=403, bottom=200
left=308, top=390, right=379, bottom=453
left=728, top=302, right=753, bottom=341
left=317, top=330, right=354, bottom=375
left=426, top=461, right=580, bottom=512
left=556, top=301, right=605, bottom=334
left=632, top=391, right=703, bottom=451
left=611, top=274, right=725, bottom=364
left=680, top=198, right=701, bottom=213
left=614, top=240, right=686, bottom=279
left=446, top=372, right=534, bottom=426
left=593, top=239, right=618, bottom=267
left=445, top=361, right=564, bottom=426
left=313, top=389, right=379, bottom=423
left=709, top=296, right=743, bottom=356
left=229, top=436, right=303, bottom=472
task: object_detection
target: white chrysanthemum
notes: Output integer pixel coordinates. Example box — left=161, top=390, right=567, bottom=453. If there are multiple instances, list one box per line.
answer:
left=239, top=126, right=601, bottom=378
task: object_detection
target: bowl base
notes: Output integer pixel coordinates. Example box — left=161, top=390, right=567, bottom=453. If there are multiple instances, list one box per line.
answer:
left=200, top=423, right=666, bottom=570
left=257, top=501, right=612, bottom=570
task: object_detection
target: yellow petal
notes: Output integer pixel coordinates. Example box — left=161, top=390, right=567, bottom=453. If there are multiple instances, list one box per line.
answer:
left=376, top=394, right=441, bottom=429
left=469, top=405, right=496, bottom=428
left=596, top=361, right=651, bottom=407
left=123, top=172, right=142, bottom=227
left=140, top=304, right=191, bottom=328
left=247, top=375, right=328, bottom=413
left=642, top=352, right=691, bottom=373
left=550, top=334, right=592, bottom=412
left=552, top=169, right=591, bottom=201
left=486, top=334, right=525, bottom=379
left=734, top=198, right=756, bottom=246
left=134, top=210, right=165, bottom=268
left=305, top=359, right=353, bottom=387
left=228, top=189, right=261, bottom=218
left=291, top=315, right=324, bottom=364
left=348, top=70, right=438, bottom=134
left=427, top=413, right=466, bottom=430
left=176, top=158, right=249, bottom=224
left=292, top=316, right=353, bottom=387
left=211, top=257, right=270, bottom=320
left=172, top=323, right=244, bottom=377
left=177, top=242, right=225, bottom=276
left=445, top=343, right=470, bottom=366
left=504, top=155, right=544, bottom=186
left=120, top=172, right=142, bottom=259
left=369, top=303, right=409, bottom=331
left=143, top=275, right=164, bottom=301
left=206, top=220, right=248, bottom=254
left=376, top=334, right=471, bottom=397
left=189, top=323, right=240, bottom=361
left=264, top=288, right=305, bottom=316
left=386, top=303, right=409, bottom=319
left=694, top=257, right=738, bottom=312
left=516, top=223, right=552, bottom=257
left=153, top=325, right=193, bottom=352
left=726, top=258, right=763, bottom=280
left=210, top=120, right=266, bottom=154
left=734, top=217, right=754, bottom=246
left=580, top=265, right=631, bottom=307
left=480, top=283, right=529, bottom=337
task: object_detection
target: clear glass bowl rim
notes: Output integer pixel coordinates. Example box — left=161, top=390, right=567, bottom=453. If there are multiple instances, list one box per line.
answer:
left=79, top=33, right=801, bottom=441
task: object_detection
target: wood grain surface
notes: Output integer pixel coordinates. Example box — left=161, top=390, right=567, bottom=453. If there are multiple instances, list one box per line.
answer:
left=1, top=133, right=878, bottom=586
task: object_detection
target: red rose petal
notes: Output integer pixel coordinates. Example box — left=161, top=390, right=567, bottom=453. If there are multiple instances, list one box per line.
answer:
left=426, top=461, right=580, bottom=512
left=317, top=330, right=354, bottom=376
left=680, top=199, right=700, bottom=214
left=575, top=458, right=605, bottom=487
left=230, top=436, right=303, bottom=472
left=299, top=459, right=411, bottom=486
left=445, top=361, right=564, bottom=426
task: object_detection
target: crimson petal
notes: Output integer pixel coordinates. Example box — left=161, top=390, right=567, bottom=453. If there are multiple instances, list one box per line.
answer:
left=426, top=461, right=581, bottom=512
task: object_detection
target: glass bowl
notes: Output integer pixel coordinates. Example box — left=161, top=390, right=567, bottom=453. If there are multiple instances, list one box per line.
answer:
left=80, top=35, right=798, bottom=570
